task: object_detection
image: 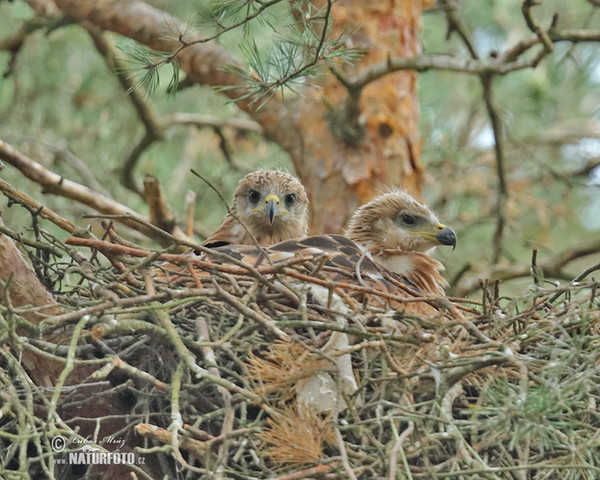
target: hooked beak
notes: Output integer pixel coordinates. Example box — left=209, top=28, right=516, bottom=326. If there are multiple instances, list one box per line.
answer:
left=436, top=224, right=457, bottom=250
left=263, top=194, right=281, bottom=224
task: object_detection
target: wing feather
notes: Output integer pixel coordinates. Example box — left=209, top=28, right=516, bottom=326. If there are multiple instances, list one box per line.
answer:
left=203, top=234, right=437, bottom=313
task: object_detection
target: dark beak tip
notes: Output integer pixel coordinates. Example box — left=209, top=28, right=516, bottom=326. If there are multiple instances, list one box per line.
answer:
left=437, top=227, right=457, bottom=250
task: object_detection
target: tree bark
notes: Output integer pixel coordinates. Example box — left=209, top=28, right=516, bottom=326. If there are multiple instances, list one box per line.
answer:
left=50, top=0, right=425, bottom=233
left=0, top=218, right=160, bottom=479
left=0, top=219, right=65, bottom=384
left=296, top=0, right=427, bottom=232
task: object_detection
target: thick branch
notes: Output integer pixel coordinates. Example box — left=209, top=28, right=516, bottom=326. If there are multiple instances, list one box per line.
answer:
left=50, top=0, right=300, bottom=157
left=346, top=29, right=600, bottom=89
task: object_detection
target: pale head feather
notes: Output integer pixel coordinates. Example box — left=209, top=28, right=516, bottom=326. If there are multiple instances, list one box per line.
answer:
left=345, top=190, right=449, bottom=296
left=345, top=189, right=440, bottom=253
left=204, top=170, right=309, bottom=246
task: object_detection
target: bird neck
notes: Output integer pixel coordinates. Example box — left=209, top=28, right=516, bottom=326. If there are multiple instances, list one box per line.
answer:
left=214, top=214, right=307, bottom=246
left=372, top=249, right=448, bottom=296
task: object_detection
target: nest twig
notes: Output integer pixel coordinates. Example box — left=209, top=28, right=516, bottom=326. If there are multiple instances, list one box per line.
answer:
left=0, top=222, right=599, bottom=480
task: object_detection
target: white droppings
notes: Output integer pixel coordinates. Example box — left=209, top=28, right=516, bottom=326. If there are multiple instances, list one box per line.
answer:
left=367, top=273, right=384, bottom=281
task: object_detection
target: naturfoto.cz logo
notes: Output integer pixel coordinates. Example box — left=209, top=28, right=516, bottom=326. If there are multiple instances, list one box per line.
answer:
left=51, top=435, right=145, bottom=466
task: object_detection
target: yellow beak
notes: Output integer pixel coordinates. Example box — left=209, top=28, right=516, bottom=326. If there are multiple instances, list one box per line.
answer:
left=263, top=194, right=281, bottom=224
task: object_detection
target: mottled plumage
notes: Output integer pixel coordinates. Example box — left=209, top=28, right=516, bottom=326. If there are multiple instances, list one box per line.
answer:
left=203, top=170, right=309, bottom=248
left=207, top=234, right=435, bottom=313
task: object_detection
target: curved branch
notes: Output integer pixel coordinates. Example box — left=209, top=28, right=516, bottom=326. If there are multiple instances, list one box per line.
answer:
left=50, top=0, right=303, bottom=161
left=89, top=30, right=164, bottom=196
left=90, top=30, right=262, bottom=196
left=522, top=0, right=554, bottom=54
left=0, top=139, right=190, bottom=243
left=120, top=132, right=157, bottom=196
left=439, top=0, right=479, bottom=59
left=346, top=28, right=600, bottom=89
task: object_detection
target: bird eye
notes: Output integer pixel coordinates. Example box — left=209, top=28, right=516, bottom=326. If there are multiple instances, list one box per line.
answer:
left=401, top=214, right=415, bottom=225
left=284, top=193, right=296, bottom=207
left=248, top=189, right=260, bottom=204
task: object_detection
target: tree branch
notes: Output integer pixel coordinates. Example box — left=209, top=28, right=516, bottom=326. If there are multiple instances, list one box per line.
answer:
left=49, top=0, right=304, bottom=164
left=88, top=30, right=164, bottom=197
left=344, top=28, right=600, bottom=89
left=0, top=140, right=190, bottom=243
left=0, top=178, right=80, bottom=235
left=522, top=0, right=555, bottom=54
left=88, top=29, right=263, bottom=196
left=166, top=113, right=261, bottom=133
left=439, top=0, right=479, bottom=59
left=451, top=238, right=600, bottom=297
left=480, top=75, right=508, bottom=264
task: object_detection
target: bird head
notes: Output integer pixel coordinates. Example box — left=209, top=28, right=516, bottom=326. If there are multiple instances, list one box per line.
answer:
left=233, top=170, right=309, bottom=234
left=345, top=190, right=456, bottom=254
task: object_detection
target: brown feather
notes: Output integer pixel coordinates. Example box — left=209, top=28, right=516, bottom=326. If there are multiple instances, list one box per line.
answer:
left=161, top=190, right=453, bottom=316
left=207, top=234, right=433, bottom=313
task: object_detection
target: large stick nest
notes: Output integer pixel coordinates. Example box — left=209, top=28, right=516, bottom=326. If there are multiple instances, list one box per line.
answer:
left=1, top=227, right=599, bottom=480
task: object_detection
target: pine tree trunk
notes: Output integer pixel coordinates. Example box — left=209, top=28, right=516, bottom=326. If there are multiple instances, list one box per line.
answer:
left=293, top=0, right=426, bottom=233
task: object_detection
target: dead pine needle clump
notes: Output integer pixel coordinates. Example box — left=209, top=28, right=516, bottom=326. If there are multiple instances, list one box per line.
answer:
left=0, top=219, right=599, bottom=479
left=247, top=340, right=331, bottom=400
left=257, top=404, right=335, bottom=466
